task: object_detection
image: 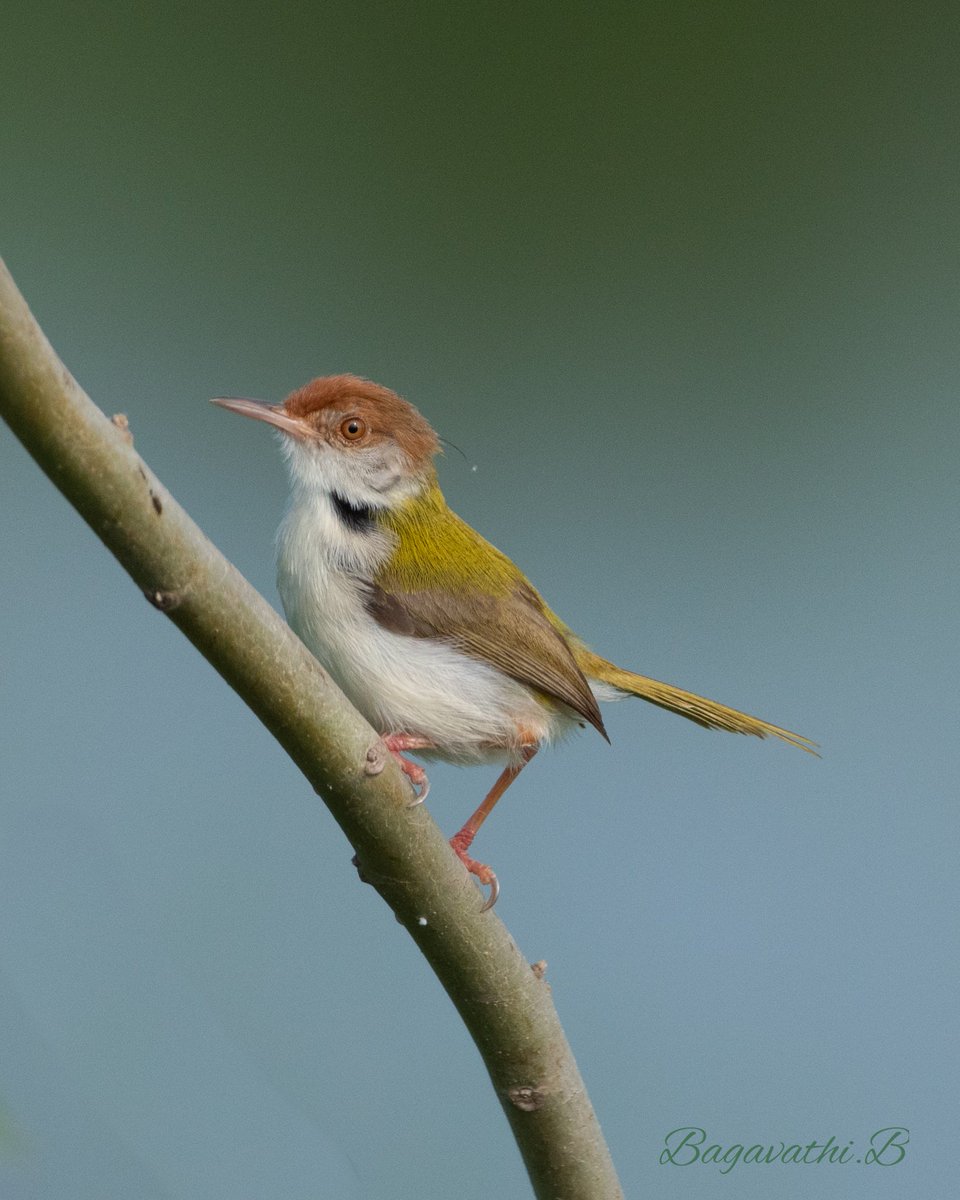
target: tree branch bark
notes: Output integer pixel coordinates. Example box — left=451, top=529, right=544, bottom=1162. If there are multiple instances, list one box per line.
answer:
left=0, top=258, right=624, bottom=1198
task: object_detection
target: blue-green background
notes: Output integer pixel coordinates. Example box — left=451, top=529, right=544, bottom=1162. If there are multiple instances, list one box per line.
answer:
left=2, top=3, right=957, bottom=1197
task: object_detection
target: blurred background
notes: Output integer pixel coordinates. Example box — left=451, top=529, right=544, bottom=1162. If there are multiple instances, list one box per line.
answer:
left=1, top=2, right=957, bottom=1196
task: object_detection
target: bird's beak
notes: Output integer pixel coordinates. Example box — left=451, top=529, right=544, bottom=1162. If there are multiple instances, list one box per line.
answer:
left=210, top=396, right=311, bottom=439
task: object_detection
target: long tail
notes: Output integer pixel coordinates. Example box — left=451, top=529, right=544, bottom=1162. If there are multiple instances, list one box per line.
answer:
left=575, top=648, right=817, bottom=754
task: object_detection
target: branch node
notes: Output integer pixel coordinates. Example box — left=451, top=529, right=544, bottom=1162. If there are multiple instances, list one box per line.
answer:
left=507, top=1084, right=547, bottom=1112
left=110, top=412, right=133, bottom=443
left=351, top=851, right=371, bottom=885
left=364, top=739, right=388, bottom=776
left=143, top=587, right=183, bottom=612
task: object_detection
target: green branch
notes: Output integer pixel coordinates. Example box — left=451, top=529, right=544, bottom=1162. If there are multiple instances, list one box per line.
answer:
left=0, top=259, right=624, bottom=1199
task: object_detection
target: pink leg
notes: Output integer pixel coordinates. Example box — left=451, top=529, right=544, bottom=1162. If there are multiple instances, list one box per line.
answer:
left=450, top=741, right=539, bottom=911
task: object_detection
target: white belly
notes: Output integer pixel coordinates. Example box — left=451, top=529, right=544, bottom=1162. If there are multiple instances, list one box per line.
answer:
left=276, top=492, right=570, bottom=763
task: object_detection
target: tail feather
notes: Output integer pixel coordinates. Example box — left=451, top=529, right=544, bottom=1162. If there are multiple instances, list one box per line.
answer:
left=576, top=649, right=817, bottom=754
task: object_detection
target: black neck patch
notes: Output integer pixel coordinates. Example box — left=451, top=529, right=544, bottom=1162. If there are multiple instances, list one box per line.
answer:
left=331, top=491, right=375, bottom=532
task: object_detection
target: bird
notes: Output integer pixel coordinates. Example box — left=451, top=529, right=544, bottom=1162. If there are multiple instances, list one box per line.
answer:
left=212, top=375, right=814, bottom=908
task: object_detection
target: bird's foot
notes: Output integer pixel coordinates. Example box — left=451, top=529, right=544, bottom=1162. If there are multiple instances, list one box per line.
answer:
left=365, top=733, right=432, bottom=805
left=392, top=754, right=429, bottom=806
left=449, top=826, right=500, bottom=911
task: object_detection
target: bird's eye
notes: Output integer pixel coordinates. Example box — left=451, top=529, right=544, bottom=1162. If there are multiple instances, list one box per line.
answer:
left=339, top=417, right=367, bottom=441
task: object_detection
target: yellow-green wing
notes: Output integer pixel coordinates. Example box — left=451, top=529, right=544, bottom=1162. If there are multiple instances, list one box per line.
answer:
left=369, top=485, right=607, bottom=738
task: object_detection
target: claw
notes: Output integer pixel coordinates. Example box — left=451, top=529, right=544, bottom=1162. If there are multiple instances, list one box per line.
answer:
left=392, top=756, right=429, bottom=805
left=383, top=738, right=431, bottom=805
left=479, top=870, right=500, bottom=912
left=365, top=736, right=431, bottom=806
left=406, top=773, right=429, bottom=807
left=449, top=828, right=500, bottom=911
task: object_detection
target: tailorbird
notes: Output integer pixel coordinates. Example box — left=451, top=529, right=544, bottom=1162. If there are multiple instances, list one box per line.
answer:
left=212, top=375, right=813, bottom=908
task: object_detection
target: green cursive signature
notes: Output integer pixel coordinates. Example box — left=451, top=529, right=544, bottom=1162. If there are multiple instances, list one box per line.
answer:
left=659, top=1126, right=909, bottom=1174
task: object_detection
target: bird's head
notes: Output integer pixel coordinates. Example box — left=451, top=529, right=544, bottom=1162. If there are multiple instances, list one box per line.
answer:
left=212, top=374, right=440, bottom=507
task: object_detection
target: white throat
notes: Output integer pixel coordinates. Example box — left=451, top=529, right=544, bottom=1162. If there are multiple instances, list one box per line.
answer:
left=278, top=432, right=424, bottom=511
